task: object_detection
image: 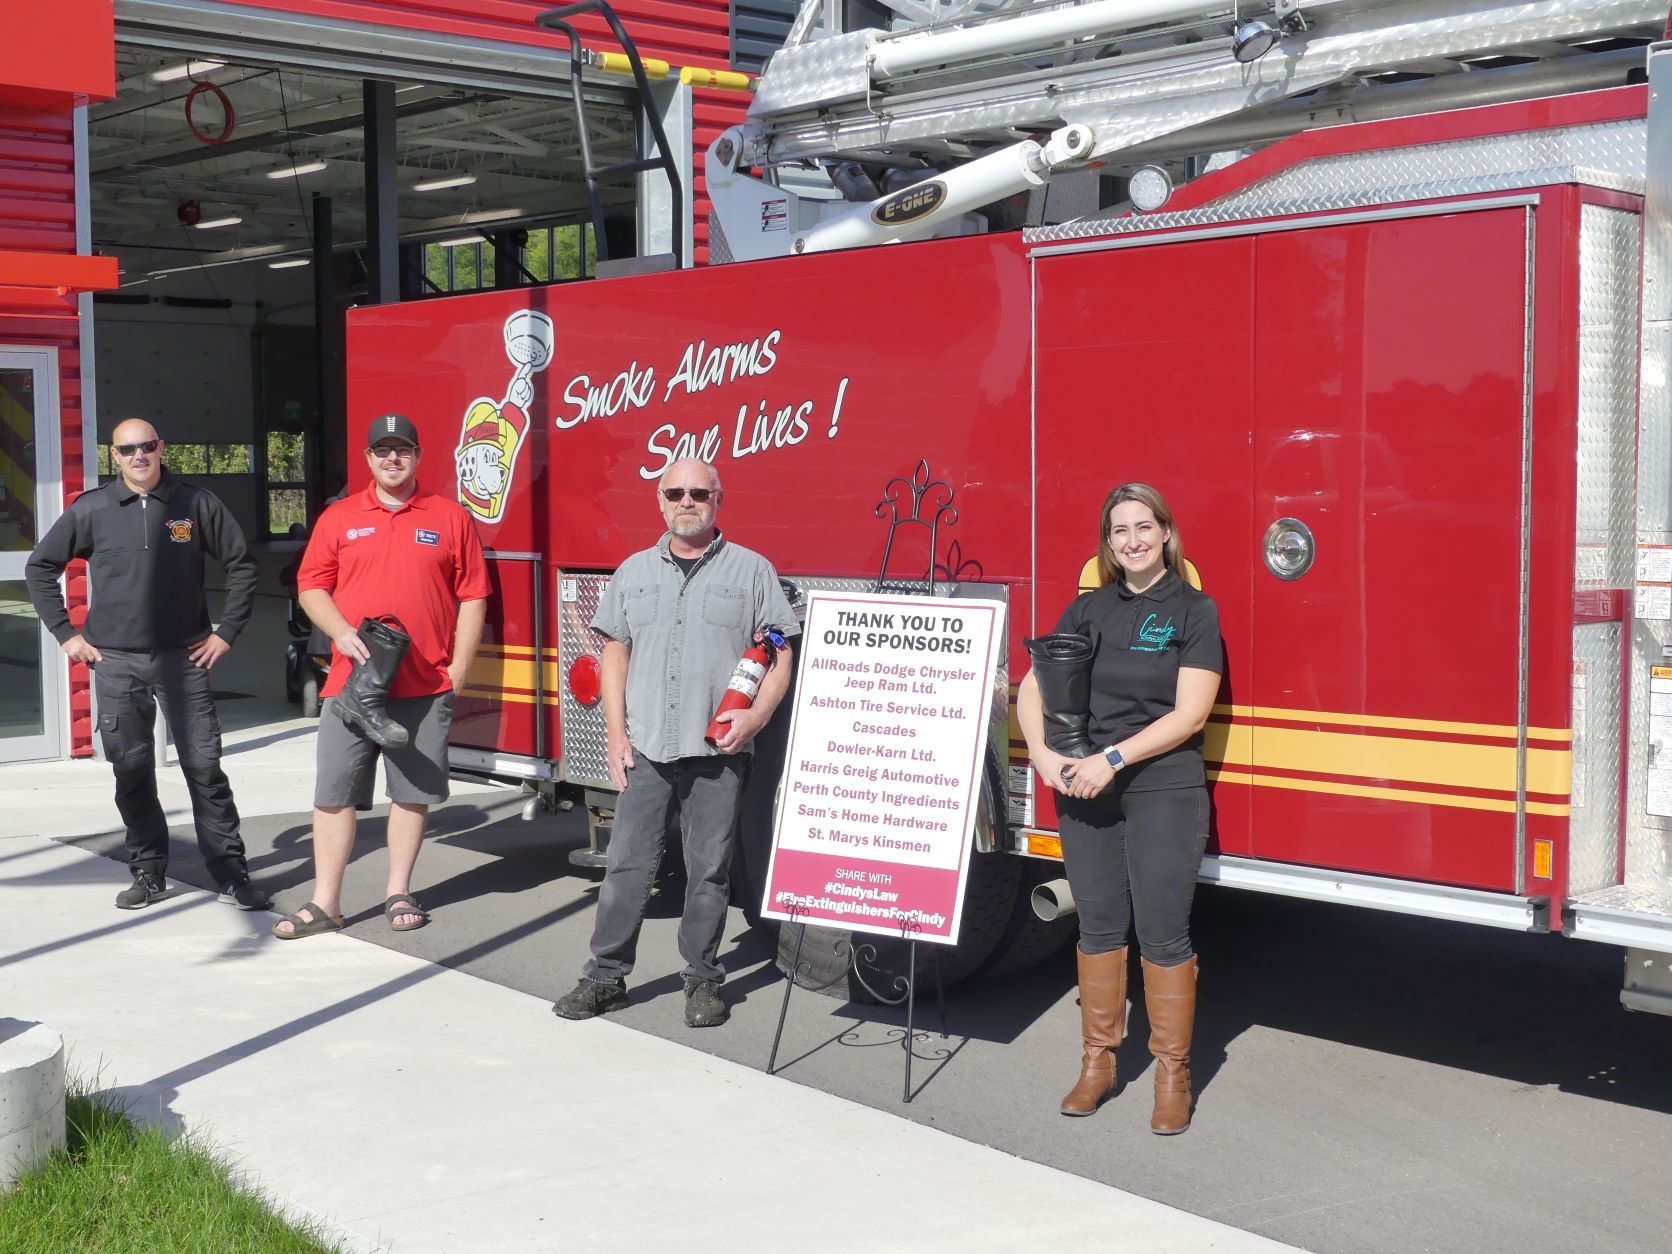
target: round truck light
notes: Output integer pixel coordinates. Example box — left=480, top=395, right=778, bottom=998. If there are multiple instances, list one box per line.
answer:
left=1232, top=20, right=1281, bottom=64
left=1263, top=518, right=1315, bottom=580
left=568, top=655, right=602, bottom=706
left=1129, top=165, right=1173, bottom=213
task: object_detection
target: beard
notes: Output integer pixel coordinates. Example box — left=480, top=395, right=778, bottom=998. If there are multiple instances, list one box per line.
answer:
left=669, top=513, right=709, bottom=538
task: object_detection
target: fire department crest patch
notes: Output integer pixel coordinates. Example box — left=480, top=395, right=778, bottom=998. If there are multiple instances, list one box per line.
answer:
left=165, top=519, right=193, bottom=543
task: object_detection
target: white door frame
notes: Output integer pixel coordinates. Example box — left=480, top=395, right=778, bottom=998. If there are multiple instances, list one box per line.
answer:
left=0, top=346, right=67, bottom=763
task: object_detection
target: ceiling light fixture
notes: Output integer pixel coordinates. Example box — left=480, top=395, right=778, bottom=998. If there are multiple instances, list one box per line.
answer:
left=435, top=234, right=483, bottom=248
left=151, top=59, right=225, bottom=83
left=412, top=173, right=477, bottom=192
left=266, top=159, right=328, bottom=180
left=269, top=257, right=311, bottom=269
left=460, top=208, right=521, bottom=225
left=193, top=215, right=243, bottom=229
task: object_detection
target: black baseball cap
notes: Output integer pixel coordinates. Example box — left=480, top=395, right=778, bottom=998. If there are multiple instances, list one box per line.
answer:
left=368, top=413, right=420, bottom=448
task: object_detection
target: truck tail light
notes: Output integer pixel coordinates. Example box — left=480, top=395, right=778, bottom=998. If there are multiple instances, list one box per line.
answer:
left=567, top=655, right=601, bottom=706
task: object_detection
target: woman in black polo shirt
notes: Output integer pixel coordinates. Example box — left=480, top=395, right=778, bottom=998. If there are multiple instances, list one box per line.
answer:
left=1018, top=482, right=1222, bottom=1131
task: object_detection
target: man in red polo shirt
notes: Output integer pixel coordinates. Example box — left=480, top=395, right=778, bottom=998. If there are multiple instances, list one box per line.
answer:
left=275, top=413, right=491, bottom=938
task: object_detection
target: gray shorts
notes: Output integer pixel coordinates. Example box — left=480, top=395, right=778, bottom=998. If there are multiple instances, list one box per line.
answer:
left=315, top=692, right=455, bottom=810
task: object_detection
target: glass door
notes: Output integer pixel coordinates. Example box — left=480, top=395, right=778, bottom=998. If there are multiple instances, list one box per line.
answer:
left=0, top=348, right=64, bottom=762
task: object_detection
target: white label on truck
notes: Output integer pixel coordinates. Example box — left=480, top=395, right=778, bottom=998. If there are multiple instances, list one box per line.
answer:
left=1638, top=546, right=1672, bottom=621
left=561, top=578, right=579, bottom=604
left=1649, top=666, right=1672, bottom=818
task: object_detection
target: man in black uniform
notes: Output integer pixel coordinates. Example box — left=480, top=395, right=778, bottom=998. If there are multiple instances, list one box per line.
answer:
left=25, top=417, right=269, bottom=912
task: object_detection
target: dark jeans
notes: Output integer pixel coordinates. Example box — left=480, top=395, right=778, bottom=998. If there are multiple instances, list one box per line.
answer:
left=583, top=753, right=747, bottom=985
left=1057, top=784, right=1209, bottom=967
left=92, top=647, right=248, bottom=884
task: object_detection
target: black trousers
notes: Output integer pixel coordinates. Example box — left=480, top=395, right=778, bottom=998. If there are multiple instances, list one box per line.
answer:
left=1057, top=784, right=1209, bottom=967
left=92, top=648, right=248, bottom=883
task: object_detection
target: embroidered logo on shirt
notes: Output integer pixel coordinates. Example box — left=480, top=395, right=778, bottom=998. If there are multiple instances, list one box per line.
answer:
left=1132, top=613, right=1178, bottom=652
left=164, top=519, right=193, bottom=543
left=346, top=526, right=377, bottom=541
left=415, top=529, right=440, bottom=546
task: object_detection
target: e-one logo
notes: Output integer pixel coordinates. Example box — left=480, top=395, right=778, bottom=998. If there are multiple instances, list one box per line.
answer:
left=871, top=180, right=946, bottom=226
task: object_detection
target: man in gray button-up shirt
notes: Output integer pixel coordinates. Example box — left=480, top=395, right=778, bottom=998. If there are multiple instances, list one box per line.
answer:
left=554, top=458, right=796, bottom=1029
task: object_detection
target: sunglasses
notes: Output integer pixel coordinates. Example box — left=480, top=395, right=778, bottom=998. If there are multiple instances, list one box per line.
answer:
left=661, top=487, right=713, bottom=503
left=114, top=440, right=160, bottom=456
left=370, top=445, right=418, bottom=461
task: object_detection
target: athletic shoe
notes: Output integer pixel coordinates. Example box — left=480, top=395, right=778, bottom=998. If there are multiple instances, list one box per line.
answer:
left=116, top=869, right=167, bottom=910
left=551, top=978, right=629, bottom=1020
left=218, top=876, right=272, bottom=911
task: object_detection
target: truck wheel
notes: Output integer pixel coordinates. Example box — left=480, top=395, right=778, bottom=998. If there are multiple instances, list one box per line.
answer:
left=775, top=848, right=1022, bottom=1002
left=300, top=675, right=321, bottom=719
left=973, top=858, right=1078, bottom=981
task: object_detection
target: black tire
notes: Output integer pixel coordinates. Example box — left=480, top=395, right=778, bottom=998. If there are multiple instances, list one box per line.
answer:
left=776, top=847, right=1022, bottom=1002
left=300, top=675, right=321, bottom=719
left=973, top=857, right=1078, bottom=981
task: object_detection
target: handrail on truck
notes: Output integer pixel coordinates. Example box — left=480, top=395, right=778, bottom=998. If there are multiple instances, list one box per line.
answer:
left=536, top=0, right=686, bottom=270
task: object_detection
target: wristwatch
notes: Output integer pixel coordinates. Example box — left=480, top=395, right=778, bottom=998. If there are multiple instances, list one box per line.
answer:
left=1103, top=746, right=1124, bottom=770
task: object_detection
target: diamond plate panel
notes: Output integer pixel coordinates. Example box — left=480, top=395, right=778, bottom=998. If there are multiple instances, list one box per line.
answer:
left=709, top=214, right=734, bottom=266
left=1027, top=120, right=1646, bottom=244
left=1577, top=205, right=1641, bottom=591
left=1569, top=621, right=1623, bottom=895
left=1571, top=880, right=1672, bottom=916
left=558, top=572, right=612, bottom=788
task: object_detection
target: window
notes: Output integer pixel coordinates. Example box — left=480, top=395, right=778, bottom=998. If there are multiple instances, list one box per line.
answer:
left=98, top=443, right=253, bottom=475
left=422, top=224, right=594, bottom=294
left=266, top=431, right=308, bottom=536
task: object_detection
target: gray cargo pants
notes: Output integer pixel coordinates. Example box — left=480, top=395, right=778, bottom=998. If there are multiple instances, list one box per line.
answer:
left=583, top=753, right=747, bottom=985
left=92, top=647, right=248, bottom=884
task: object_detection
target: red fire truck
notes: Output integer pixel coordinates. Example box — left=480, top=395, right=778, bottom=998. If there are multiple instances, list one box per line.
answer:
left=344, top=0, right=1672, bottom=1009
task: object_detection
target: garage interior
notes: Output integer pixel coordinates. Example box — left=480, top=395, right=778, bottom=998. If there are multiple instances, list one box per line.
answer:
left=90, top=42, right=638, bottom=543
left=75, top=41, right=642, bottom=726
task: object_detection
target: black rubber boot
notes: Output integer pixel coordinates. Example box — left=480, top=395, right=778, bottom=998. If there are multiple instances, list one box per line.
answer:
left=335, top=617, right=412, bottom=750
left=1025, top=632, right=1096, bottom=757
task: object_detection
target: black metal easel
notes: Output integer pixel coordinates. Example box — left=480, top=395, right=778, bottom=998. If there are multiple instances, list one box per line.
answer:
left=767, top=906, right=949, bottom=1103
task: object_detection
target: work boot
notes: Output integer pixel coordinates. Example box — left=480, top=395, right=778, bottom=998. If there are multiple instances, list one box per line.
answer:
left=683, top=977, right=729, bottom=1028
left=1143, top=955, right=1199, bottom=1134
left=551, top=977, right=629, bottom=1021
left=334, top=617, right=412, bottom=750
left=1025, top=633, right=1096, bottom=757
left=1060, top=946, right=1127, bottom=1116
left=115, top=868, right=167, bottom=910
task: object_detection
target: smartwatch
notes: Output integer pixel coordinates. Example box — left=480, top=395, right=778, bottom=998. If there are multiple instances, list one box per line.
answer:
left=1103, top=746, right=1124, bottom=770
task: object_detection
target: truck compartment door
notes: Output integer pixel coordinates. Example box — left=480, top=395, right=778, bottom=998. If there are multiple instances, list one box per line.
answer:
left=1032, top=234, right=1257, bottom=855
left=453, top=552, right=547, bottom=759
left=1247, top=208, right=1531, bottom=891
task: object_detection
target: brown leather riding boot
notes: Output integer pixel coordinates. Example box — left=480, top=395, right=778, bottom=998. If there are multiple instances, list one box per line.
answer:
left=1060, top=946, right=1127, bottom=1116
left=1143, top=955, right=1198, bottom=1134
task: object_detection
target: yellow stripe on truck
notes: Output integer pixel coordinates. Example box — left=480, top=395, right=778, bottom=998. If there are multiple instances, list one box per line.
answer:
left=1204, top=722, right=1570, bottom=797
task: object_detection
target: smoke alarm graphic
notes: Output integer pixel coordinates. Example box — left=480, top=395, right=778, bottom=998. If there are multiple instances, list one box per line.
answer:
left=455, top=310, right=555, bottom=523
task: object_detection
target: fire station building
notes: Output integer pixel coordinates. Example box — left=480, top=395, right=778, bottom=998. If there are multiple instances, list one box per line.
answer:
left=1, top=0, right=789, bottom=761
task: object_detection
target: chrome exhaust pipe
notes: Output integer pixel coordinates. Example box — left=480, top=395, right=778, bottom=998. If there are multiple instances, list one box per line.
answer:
left=1031, top=878, right=1077, bottom=922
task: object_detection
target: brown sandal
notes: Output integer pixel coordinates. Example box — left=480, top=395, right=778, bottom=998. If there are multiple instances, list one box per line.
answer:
left=272, top=901, right=345, bottom=940
left=384, top=894, right=430, bottom=932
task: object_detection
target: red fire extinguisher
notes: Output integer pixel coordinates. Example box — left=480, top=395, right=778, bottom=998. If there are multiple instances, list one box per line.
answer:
left=705, top=627, right=788, bottom=747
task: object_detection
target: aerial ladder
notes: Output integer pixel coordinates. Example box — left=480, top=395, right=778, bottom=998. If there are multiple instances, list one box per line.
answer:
left=706, top=0, right=1667, bottom=260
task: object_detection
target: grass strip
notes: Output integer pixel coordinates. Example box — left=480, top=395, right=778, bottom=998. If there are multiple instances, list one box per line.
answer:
left=0, top=1088, right=341, bottom=1254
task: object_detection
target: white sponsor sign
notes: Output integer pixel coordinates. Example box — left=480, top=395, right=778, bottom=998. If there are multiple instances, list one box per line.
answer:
left=761, top=589, right=1004, bottom=944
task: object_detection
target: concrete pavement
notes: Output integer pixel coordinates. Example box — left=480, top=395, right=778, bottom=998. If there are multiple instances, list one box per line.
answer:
left=0, top=726, right=1300, bottom=1254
